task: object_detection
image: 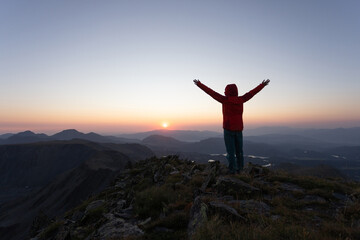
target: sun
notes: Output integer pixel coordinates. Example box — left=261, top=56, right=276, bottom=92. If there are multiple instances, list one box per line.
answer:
left=162, top=122, right=169, bottom=128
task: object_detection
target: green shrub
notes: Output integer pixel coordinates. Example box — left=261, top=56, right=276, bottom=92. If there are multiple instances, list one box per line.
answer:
left=189, top=175, right=205, bottom=188
left=39, top=221, right=63, bottom=239
left=146, top=211, right=189, bottom=231
left=81, top=206, right=106, bottom=225
left=134, top=185, right=177, bottom=218
left=133, top=177, right=154, bottom=191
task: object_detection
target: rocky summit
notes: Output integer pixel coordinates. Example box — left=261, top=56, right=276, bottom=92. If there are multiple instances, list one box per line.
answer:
left=30, top=156, right=360, bottom=240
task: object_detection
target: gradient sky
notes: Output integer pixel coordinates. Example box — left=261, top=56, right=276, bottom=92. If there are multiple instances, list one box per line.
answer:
left=1, top=0, right=359, bottom=134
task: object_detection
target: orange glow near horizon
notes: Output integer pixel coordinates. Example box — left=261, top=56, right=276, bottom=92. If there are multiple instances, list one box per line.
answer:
left=1, top=109, right=359, bottom=135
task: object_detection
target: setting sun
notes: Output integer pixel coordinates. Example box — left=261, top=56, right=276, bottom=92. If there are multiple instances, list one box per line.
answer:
left=162, top=122, right=169, bottom=128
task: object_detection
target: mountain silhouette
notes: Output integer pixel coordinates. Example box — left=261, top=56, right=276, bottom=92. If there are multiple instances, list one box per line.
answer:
left=0, top=129, right=129, bottom=145
left=52, top=129, right=112, bottom=142
left=119, top=129, right=222, bottom=142
left=5, top=130, right=51, bottom=144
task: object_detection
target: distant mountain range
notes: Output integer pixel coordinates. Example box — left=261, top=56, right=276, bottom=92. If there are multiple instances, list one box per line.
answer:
left=117, top=129, right=222, bottom=142
left=243, top=126, right=360, bottom=146
left=1, top=126, right=360, bottom=146
left=0, top=129, right=222, bottom=145
left=0, top=129, right=137, bottom=145
left=1, top=127, right=360, bottom=181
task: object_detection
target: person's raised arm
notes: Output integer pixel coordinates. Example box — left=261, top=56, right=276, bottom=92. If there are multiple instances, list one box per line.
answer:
left=241, top=79, right=270, bottom=102
left=193, top=79, right=225, bottom=103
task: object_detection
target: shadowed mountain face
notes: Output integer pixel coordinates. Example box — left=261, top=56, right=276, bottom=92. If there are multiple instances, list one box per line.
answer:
left=0, top=142, right=96, bottom=190
left=4, top=131, right=50, bottom=144
left=0, top=133, right=14, bottom=139
left=0, top=140, right=154, bottom=240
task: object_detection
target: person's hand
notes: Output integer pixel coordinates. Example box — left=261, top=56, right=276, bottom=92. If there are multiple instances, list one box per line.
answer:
left=193, top=79, right=200, bottom=85
left=262, top=79, right=270, bottom=86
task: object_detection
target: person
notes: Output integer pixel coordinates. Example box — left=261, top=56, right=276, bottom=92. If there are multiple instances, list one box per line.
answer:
left=193, top=78, right=270, bottom=173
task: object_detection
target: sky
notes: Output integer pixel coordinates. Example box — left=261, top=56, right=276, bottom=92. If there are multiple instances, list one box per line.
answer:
left=1, top=0, right=359, bottom=134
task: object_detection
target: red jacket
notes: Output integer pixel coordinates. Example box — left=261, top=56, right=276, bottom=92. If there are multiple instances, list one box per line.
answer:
left=197, top=82, right=266, bottom=131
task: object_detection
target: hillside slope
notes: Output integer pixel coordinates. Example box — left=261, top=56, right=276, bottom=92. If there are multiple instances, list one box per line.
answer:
left=0, top=140, right=154, bottom=240
left=32, top=156, right=360, bottom=240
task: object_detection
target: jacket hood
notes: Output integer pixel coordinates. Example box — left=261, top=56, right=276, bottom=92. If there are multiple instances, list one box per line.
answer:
left=225, top=84, right=238, bottom=96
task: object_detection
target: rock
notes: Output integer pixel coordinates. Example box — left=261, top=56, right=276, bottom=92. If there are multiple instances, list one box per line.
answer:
left=138, top=217, right=152, bottom=226
left=263, top=194, right=272, bottom=201
left=114, top=205, right=133, bottom=219
left=300, top=195, right=327, bottom=205
left=154, top=227, right=173, bottom=232
left=209, top=201, right=246, bottom=221
left=333, top=192, right=351, bottom=202
left=153, top=170, right=163, bottom=183
left=71, top=210, right=84, bottom=222
left=116, top=199, right=127, bottom=210
left=189, top=165, right=201, bottom=176
left=228, top=200, right=270, bottom=215
left=200, top=169, right=216, bottom=192
left=115, top=181, right=127, bottom=188
left=217, top=195, right=235, bottom=201
left=104, top=213, right=115, bottom=221
left=85, top=200, right=105, bottom=214
left=188, top=196, right=208, bottom=238
left=181, top=173, right=192, bottom=184
left=243, top=163, right=267, bottom=177
left=97, top=218, right=144, bottom=238
left=215, top=176, right=260, bottom=197
left=280, top=183, right=305, bottom=193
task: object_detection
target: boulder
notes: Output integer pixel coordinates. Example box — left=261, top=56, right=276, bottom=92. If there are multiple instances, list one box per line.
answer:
left=208, top=201, right=246, bottom=221
left=187, top=196, right=208, bottom=238
left=300, top=195, right=327, bottom=205
left=215, top=176, right=260, bottom=198
left=116, top=199, right=127, bottom=211
left=71, top=210, right=85, bottom=222
left=96, top=218, right=143, bottom=239
left=280, top=183, right=305, bottom=193
left=243, top=163, right=268, bottom=177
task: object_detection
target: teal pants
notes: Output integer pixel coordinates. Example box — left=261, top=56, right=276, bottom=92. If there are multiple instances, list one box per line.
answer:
left=224, top=129, right=244, bottom=173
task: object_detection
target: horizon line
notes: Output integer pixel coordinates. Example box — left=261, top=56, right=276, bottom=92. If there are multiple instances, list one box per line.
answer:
left=1, top=125, right=360, bottom=136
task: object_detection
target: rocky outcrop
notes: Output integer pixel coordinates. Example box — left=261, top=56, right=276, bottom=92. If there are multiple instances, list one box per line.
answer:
left=215, top=176, right=260, bottom=197
left=31, top=156, right=360, bottom=240
left=187, top=196, right=208, bottom=237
